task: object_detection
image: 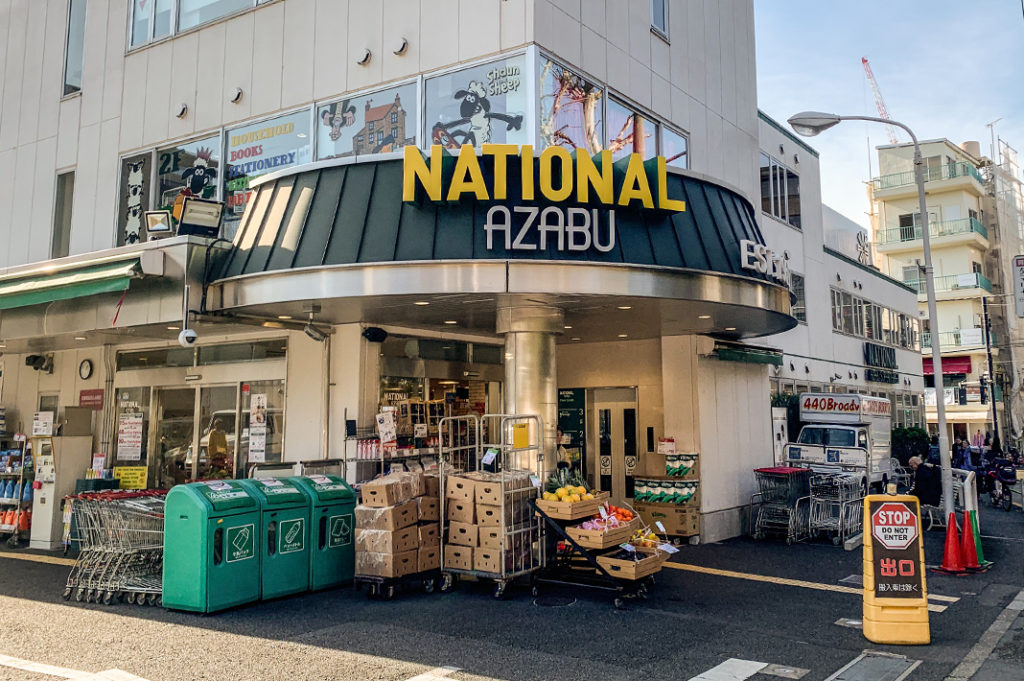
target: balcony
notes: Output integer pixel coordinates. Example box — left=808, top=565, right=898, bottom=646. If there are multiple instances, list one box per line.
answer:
left=871, top=162, right=985, bottom=198
left=921, top=328, right=993, bottom=350
left=876, top=217, right=988, bottom=253
left=904, top=272, right=992, bottom=299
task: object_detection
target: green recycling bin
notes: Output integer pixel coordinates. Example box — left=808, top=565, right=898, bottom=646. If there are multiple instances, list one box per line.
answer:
left=163, top=480, right=260, bottom=613
left=238, top=478, right=311, bottom=600
left=289, top=474, right=356, bottom=590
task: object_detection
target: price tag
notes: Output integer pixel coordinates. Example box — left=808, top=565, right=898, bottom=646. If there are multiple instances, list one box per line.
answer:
left=414, top=423, right=428, bottom=438
left=598, top=504, right=610, bottom=519
left=655, top=521, right=666, bottom=533
left=658, top=542, right=680, bottom=554
left=481, top=448, right=499, bottom=466
left=619, top=543, right=636, bottom=553
left=529, top=474, right=541, bottom=489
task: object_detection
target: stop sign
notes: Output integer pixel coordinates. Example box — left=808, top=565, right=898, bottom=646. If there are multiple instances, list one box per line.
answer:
left=871, top=501, right=919, bottom=550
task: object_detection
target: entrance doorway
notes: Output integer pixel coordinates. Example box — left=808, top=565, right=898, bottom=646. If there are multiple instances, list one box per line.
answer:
left=590, top=388, right=638, bottom=505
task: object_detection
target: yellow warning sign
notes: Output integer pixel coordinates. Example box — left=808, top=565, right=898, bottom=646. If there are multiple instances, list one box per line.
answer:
left=862, top=494, right=930, bottom=645
left=114, top=466, right=148, bottom=490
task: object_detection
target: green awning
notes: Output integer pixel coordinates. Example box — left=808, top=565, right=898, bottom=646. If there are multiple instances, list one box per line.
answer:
left=715, top=345, right=783, bottom=367
left=0, top=258, right=141, bottom=310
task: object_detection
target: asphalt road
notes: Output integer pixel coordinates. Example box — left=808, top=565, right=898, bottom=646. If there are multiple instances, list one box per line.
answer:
left=0, top=504, right=1021, bottom=681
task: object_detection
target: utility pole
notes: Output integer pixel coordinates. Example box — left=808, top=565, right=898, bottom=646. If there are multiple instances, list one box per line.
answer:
left=983, top=296, right=1000, bottom=444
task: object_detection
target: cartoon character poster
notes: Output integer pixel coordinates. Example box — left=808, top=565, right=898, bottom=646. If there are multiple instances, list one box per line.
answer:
left=316, top=82, right=418, bottom=161
left=156, top=135, right=220, bottom=222
left=118, top=153, right=152, bottom=245
left=425, top=55, right=526, bottom=149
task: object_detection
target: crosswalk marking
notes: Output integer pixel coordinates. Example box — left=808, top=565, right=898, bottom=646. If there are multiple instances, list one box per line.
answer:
left=403, top=666, right=460, bottom=681
left=0, top=653, right=151, bottom=680
left=687, top=658, right=768, bottom=681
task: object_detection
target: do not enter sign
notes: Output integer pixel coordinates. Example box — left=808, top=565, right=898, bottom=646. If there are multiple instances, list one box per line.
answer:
left=871, top=502, right=919, bottom=550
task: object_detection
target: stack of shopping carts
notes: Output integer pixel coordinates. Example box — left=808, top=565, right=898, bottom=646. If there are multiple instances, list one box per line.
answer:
left=63, top=490, right=166, bottom=605
left=752, top=467, right=811, bottom=544
left=808, top=473, right=863, bottom=546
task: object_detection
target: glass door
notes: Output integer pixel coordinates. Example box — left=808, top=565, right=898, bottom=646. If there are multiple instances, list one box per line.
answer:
left=152, top=387, right=195, bottom=488
left=238, top=380, right=285, bottom=474
left=197, top=385, right=239, bottom=480
left=590, top=388, right=638, bottom=505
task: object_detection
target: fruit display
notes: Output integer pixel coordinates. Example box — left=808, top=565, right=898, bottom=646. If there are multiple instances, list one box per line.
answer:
left=565, top=504, right=642, bottom=550
left=595, top=545, right=666, bottom=581
left=540, top=485, right=595, bottom=503
left=534, top=476, right=609, bottom=520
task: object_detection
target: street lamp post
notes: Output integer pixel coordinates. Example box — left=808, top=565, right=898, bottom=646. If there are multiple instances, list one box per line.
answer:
left=788, top=112, right=955, bottom=519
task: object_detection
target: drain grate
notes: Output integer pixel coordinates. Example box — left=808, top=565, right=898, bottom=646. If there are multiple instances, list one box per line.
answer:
left=824, top=652, right=920, bottom=681
left=533, top=595, right=576, bottom=608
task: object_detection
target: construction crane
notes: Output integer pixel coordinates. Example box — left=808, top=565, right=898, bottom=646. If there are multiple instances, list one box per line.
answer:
left=861, top=57, right=900, bottom=144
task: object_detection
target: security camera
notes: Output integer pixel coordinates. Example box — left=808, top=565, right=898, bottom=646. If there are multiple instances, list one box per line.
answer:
left=304, top=323, right=327, bottom=343
left=178, top=329, right=198, bottom=347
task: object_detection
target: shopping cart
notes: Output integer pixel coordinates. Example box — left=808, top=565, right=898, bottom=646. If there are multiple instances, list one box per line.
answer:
left=751, top=467, right=812, bottom=544
left=63, top=490, right=166, bottom=605
left=808, top=473, right=863, bottom=545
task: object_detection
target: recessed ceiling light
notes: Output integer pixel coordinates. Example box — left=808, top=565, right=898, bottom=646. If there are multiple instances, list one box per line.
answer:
left=74, top=336, right=87, bottom=341
left=725, top=327, right=736, bottom=331
left=698, top=314, right=712, bottom=320
left=0, top=344, right=6, bottom=348
left=617, top=305, right=632, bottom=310
left=571, top=337, right=581, bottom=341
left=297, top=133, right=307, bottom=138
left=618, top=333, right=629, bottom=338
left=444, top=320, right=458, bottom=325
left=278, top=315, right=293, bottom=320
left=414, top=301, right=430, bottom=306
left=564, top=325, right=573, bottom=329
left=167, top=325, right=180, bottom=331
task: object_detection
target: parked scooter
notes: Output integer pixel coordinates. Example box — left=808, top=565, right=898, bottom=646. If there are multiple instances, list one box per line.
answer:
left=983, top=457, right=1018, bottom=511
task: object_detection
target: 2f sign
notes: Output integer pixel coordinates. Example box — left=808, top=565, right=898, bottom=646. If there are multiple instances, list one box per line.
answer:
left=1014, top=255, right=1024, bottom=318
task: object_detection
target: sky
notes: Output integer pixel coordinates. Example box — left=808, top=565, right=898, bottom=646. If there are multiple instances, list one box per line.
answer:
left=754, top=0, right=1024, bottom=229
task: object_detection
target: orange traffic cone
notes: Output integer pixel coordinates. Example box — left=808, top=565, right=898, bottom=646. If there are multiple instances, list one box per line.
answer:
left=961, top=511, right=985, bottom=572
left=932, top=512, right=968, bottom=575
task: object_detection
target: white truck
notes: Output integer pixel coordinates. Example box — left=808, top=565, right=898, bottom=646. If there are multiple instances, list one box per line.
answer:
left=783, top=393, right=894, bottom=493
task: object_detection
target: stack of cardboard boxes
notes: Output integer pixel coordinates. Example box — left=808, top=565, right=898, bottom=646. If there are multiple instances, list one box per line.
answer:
left=354, top=471, right=442, bottom=578
left=443, top=471, right=535, bottom=575
left=633, top=439, right=700, bottom=538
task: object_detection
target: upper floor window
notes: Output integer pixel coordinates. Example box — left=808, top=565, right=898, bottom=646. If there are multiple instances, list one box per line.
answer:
left=52, top=172, right=75, bottom=258
left=760, top=152, right=801, bottom=229
left=651, top=0, right=668, bottom=39
left=63, top=0, right=87, bottom=96
left=790, top=273, right=806, bottom=323
left=131, top=0, right=263, bottom=48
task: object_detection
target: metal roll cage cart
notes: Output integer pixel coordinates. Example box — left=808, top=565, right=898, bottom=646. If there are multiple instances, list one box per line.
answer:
left=438, top=414, right=544, bottom=599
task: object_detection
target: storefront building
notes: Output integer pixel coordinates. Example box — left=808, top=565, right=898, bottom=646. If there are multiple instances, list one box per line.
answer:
left=0, top=1, right=821, bottom=541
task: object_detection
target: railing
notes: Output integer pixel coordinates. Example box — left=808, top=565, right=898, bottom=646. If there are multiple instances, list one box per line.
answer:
left=904, top=272, right=992, bottom=294
left=877, top=217, right=988, bottom=245
left=921, top=328, right=993, bottom=349
left=872, top=162, right=984, bottom=191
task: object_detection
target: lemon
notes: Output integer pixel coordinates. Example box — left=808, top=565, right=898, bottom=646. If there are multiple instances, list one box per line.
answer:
left=568, top=493, right=581, bottom=503
left=556, top=487, right=568, bottom=499
left=575, top=485, right=587, bottom=495
left=583, top=493, right=594, bottom=500
left=542, top=491, right=556, bottom=501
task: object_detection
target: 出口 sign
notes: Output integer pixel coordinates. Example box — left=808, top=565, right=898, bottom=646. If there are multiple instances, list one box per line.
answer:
left=868, top=499, right=924, bottom=598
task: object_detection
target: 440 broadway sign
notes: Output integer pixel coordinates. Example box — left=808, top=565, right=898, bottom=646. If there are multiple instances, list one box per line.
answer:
left=403, top=144, right=685, bottom=254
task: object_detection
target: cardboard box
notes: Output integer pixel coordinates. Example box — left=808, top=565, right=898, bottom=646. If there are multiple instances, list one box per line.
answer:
left=473, top=548, right=502, bottom=574
left=469, top=471, right=534, bottom=506
left=478, top=523, right=533, bottom=551
left=417, top=546, right=440, bottom=572
left=446, top=499, right=475, bottom=524
left=354, top=499, right=418, bottom=531
left=354, top=527, right=418, bottom=553
left=360, top=471, right=427, bottom=507
left=633, top=501, right=700, bottom=537
left=447, top=521, right=478, bottom=547
left=419, top=523, right=439, bottom=547
left=417, top=496, right=439, bottom=522
left=644, top=452, right=700, bottom=479
left=424, top=473, right=441, bottom=497
left=445, top=474, right=476, bottom=501
left=473, top=542, right=532, bottom=573
left=476, top=500, right=533, bottom=527
left=443, top=545, right=473, bottom=571
left=355, top=549, right=417, bottom=578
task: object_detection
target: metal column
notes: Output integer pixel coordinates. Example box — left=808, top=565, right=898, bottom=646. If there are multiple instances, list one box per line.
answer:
left=496, top=296, right=563, bottom=476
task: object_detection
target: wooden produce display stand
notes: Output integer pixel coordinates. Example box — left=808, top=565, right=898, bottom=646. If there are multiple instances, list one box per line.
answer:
left=531, top=492, right=668, bottom=610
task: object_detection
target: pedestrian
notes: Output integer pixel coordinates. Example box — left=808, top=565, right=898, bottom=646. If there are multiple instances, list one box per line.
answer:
left=908, top=456, right=941, bottom=507
left=972, top=429, right=984, bottom=448
left=927, top=436, right=940, bottom=465
left=952, top=438, right=965, bottom=469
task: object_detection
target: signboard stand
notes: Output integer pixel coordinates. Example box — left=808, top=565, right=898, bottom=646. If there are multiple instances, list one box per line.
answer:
left=862, top=494, right=930, bottom=645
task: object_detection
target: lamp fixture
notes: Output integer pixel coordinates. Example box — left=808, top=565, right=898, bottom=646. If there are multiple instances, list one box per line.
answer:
left=74, top=336, right=87, bottom=341
left=563, top=325, right=572, bottom=329
left=355, top=48, right=371, bottom=65
left=393, top=37, right=409, bottom=55
left=278, top=315, right=293, bottom=320
left=618, top=333, right=629, bottom=338
left=725, top=327, right=736, bottom=331
left=175, top=102, right=188, bottom=118
left=617, top=305, right=632, bottom=310
left=444, top=320, right=458, bottom=325
left=229, top=87, right=243, bottom=103
left=571, top=337, right=581, bottom=341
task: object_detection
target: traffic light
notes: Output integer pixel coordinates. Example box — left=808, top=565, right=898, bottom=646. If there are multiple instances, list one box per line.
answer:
left=980, top=375, right=988, bottom=404
left=958, top=386, right=967, bottom=405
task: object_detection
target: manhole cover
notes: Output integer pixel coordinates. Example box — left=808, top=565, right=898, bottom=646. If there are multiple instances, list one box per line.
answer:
left=533, top=595, right=576, bottom=608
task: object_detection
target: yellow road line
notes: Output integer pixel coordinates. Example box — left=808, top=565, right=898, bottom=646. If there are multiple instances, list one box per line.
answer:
left=663, top=562, right=954, bottom=610
left=0, top=552, right=76, bottom=567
